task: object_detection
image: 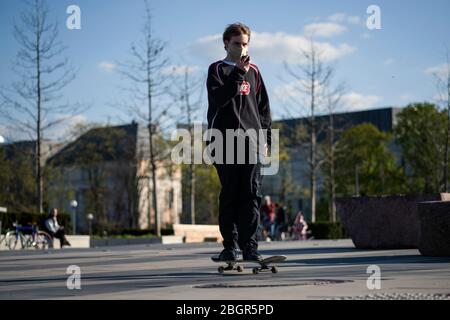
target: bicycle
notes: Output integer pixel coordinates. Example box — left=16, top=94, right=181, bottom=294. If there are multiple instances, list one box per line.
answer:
left=4, top=222, right=53, bottom=250
left=0, top=221, right=4, bottom=247
left=0, top=233, right=5, bottom=247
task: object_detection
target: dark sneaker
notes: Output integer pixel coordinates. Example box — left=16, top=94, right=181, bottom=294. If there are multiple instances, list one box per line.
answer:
left=243, top=246, right=262, bottom=261
left=62, top=241, right=71, bottom=247
left=219, top=248, right=237, bottom=261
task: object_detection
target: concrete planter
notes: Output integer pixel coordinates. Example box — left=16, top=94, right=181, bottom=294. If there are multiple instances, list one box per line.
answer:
left=0, top=235, right=91, bottom=250
left=418, top=201, right=450, bottom=256
left=54, top=235, right=90, bottom=249
left=173, top=224, right=223, bottom=243
left=90, top=235, right=183, bottom=247
left=336, top=193, right=450, bottom=249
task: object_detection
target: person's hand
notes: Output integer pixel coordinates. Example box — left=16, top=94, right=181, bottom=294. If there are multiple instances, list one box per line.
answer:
left=236, top=55, right=250, bottom=73
left=264, top=143, right=269, bottom=157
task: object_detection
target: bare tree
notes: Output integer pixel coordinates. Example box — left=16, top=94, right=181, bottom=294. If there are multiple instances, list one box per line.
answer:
left=0, top=0, right=86, bottom=214
left=283, top=38, right=333, bottom=222
left=117, top=1, right=173, bottom=236
left=169, top=67, right=204, bottom=224
left=321, top=84, right=345, bottom=222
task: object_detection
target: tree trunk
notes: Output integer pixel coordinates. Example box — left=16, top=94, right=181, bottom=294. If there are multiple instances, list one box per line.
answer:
left=310, top=66, right=317, bottom=223
left=329, top=113, right=336, bottom=222
left=185, top=69, right=196, bottom=225
left=148, top=75, right=160, bottom=236
left=36, top=12, right=43, bottom=214
left=149, top=125, right=160, bottom=237
left=190, top=163, right=196, bottom=224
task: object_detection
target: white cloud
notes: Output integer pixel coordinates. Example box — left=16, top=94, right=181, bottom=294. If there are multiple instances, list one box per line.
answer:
left=348, top=16, right=362, bottom=25
left=0, top=122, right=32, bottom=142
left=340, top=92, right=382, bottom=111
left=274, top=79, right=381, bottom=112
left=328, top=13, right=362, bottom=25
left=190, top=31, right=356, bottom=65
left=303, top=22, right=347, bottom=38
left=425, top=64, right=449, bottom=78
left=98, top=61, right=116, bottom=72
left=45, top=114, right=88, bottom=141
left=273, top=79, right=308, bottom=104
left=0, top=115, right=88, bottom=143
left=191, top=34, right=224, bottom=61
left=161, top=65, right=199, bottom=76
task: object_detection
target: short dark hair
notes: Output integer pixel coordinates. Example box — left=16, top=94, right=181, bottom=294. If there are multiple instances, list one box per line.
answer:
left=222, top=22, right=251, bottom=44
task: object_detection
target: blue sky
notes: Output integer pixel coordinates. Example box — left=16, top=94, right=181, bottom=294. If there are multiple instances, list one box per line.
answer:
left=1, top=0, right=449, bottom=141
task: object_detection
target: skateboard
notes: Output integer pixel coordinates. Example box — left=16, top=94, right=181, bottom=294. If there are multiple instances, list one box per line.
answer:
left=211, top=255, right=287, bottom=274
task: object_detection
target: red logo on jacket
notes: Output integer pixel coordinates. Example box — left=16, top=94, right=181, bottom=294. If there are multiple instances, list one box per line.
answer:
left=239, top=81, right=251, bottom=95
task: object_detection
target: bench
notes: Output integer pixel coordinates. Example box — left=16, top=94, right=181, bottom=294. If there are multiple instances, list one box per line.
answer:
left=173, top=224, right=223, bottom=243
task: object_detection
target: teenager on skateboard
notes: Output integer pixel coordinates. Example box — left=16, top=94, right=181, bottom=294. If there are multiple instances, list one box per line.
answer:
left=206, top=22, right=272, bottom=262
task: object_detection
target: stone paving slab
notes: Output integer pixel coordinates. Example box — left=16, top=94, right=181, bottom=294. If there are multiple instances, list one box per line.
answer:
left=0, top=240, right=449, bottom=300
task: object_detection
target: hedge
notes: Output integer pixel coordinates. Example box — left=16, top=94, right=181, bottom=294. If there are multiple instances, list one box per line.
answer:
left=308, top=222, right=348, bottom=240
left=0, top=212, right=72, bottom=233
left=108, top=228, right=174, bottom=237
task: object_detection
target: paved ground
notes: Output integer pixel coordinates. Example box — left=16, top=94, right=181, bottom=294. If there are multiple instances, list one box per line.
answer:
left=0, top=239, right=450, bottom=300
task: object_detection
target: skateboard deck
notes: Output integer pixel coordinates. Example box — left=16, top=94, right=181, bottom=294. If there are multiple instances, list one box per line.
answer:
left=211, top=255, right=287, bottom=274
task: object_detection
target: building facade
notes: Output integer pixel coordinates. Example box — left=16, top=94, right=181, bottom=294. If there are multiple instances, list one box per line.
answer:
left=46, top=122, right=182, bottom=234
left=261, top=107, right=402, bottom=220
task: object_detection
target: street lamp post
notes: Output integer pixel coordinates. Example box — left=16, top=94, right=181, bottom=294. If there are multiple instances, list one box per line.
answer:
left=87, top=213, right=94, bottom=237
left=70, top=200, right=78, bottom=235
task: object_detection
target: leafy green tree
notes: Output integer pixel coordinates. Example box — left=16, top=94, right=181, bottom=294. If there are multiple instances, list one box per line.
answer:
left=182, top=163, right=220, bottom=225
left=196, top=164, right=221, bottom=224
left=394, top=103, right=447, bottom=193
left=0, top=144, right=37, bottom=213
left=335, top=123, right=406, bottom=196
left=48, top=126, right=135, bottom=232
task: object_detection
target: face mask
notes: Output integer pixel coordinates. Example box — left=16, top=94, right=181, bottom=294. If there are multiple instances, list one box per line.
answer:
left=227, top=45, right=248, bottom=59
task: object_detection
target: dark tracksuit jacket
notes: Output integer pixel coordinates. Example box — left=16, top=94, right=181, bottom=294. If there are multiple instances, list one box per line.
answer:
left=206, top=60, right=272, bottom=251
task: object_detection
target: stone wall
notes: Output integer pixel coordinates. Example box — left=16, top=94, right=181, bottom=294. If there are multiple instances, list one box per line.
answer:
left=336, top=194, right=450, bottom=249
left=418, top=201, right=450, bottom=256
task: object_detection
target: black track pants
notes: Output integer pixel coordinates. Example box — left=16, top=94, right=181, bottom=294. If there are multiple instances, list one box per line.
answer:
left=214, top=159, right=264, bottom=251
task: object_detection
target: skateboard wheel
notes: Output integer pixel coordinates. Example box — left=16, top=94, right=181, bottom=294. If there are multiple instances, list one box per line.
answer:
left=271, top=266, right=278, bottom=273
left=218, top=266, right=225, bottom=273
left=252, top=267, right=259, bottom=274
left=237, top=265, right=244, bottom=272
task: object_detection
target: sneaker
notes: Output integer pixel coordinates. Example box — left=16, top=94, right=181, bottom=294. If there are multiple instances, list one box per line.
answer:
left=218, top=247, right=237, bottom=261
left=62, top=241, right=71, bottom=247
left=243, top=245, right=262, bottom=261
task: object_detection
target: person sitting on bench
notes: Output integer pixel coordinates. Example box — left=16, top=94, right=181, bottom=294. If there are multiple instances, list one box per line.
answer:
left=45, top=208, right=71, bottom=248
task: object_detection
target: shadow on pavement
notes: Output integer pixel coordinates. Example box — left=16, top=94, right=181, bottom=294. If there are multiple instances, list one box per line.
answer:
left=287, top=254, right=450, bottom=266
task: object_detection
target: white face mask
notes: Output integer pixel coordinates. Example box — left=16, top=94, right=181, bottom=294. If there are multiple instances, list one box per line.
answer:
left=227, top=45, right=248, bottom=59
